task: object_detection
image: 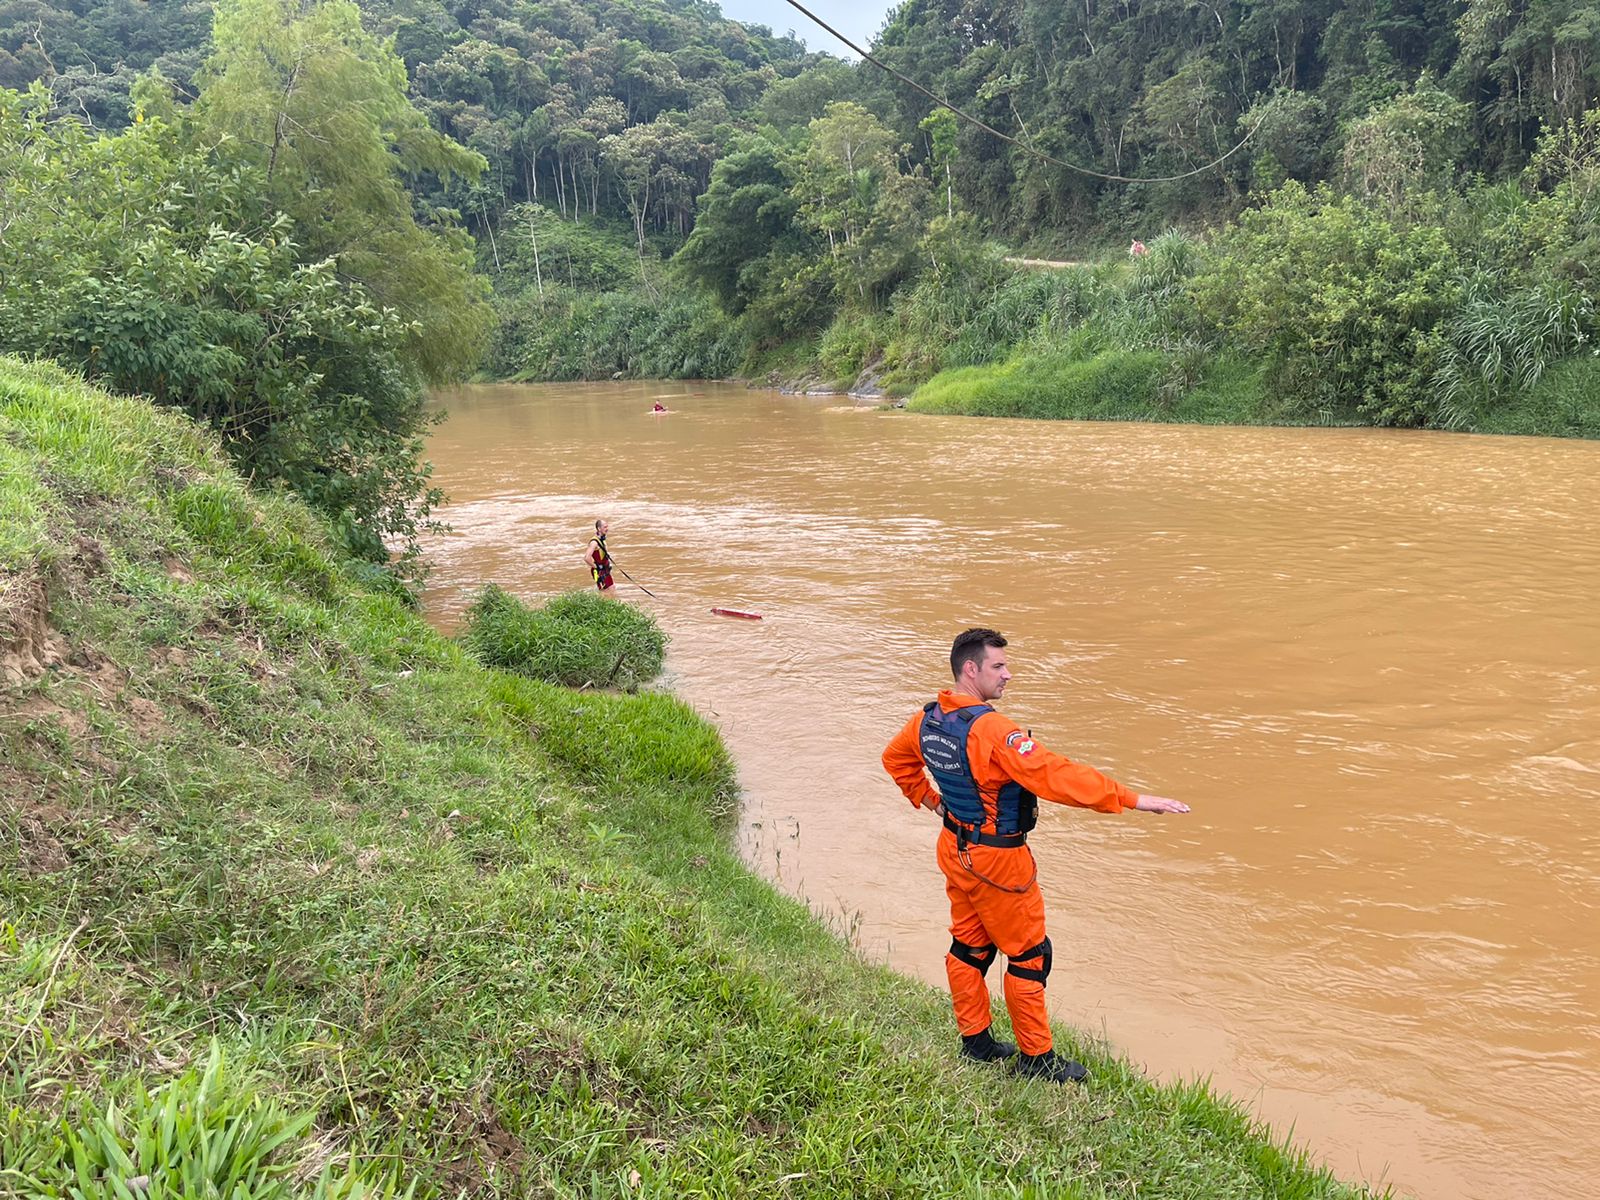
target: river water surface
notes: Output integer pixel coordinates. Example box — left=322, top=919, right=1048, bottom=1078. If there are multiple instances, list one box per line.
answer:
left=420, top=381, right=1600, bottom=1200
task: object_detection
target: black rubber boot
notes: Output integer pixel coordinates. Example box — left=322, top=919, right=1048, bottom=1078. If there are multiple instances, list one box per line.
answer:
left=959, top=1026, right=1018, bottom=1063
left=1013, top=1049, right=1088, bottom=1084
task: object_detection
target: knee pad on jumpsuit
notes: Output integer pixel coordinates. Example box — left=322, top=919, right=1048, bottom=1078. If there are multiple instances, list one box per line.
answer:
left=1001, top=936, right=1054, bottom=1056
left=1006, top=936, right=1052, bottom=986
left=946, top=937, right=999, bottom=1038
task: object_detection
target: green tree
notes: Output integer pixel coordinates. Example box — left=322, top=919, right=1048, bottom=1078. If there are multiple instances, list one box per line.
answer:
left=194, top=0, right=492, bottom=383
left=919, top=107, right=958, bottom=218
left=1340, top=80, right=1473, bottom=205
left=676, top=137, right=808, bottom=315
left=0, top=84, right=441, bottom=568
left=498, top=202, right=638, bottom=295
left=797, top=101, right=932, bottom=305
left=599, top=112, right=705, bottom=288
left=1522, top=104, right=1600, bottom=293
left=1455, top=0, right=1600, bottom=169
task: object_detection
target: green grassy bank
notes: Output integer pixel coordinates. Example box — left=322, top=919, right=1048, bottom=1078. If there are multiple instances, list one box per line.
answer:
left=906, top=350, right=1281, bottom=426
left=905, top=343, right=1600, bottom=434
left=2, top=356, right=1380, bottom=1197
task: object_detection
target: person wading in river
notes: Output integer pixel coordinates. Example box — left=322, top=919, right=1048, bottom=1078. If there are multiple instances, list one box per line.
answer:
left=584, top=519, right=614, bottom=593
left=882, top=627, right=1190, bottom=1083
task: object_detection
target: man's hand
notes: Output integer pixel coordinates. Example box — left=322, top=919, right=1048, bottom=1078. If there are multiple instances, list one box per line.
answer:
left=928, top=798, right=946, bottom=818
left=1133, top=794, right=1189, bottom=814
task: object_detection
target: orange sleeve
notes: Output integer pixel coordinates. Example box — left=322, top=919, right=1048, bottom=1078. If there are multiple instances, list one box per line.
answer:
left=972, top=713, right=1137, bottom=814
left=882, top=709, right=938, bottom=810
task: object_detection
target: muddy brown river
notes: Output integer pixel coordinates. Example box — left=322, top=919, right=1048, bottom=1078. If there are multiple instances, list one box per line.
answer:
left=419, top=381, right=1600, bottom=1199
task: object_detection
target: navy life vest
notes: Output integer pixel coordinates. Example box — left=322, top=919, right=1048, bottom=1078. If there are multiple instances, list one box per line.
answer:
left=918, top=702, right=1038, bottom=837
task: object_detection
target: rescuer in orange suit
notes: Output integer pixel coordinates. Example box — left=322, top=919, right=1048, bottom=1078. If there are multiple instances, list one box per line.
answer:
left=882, top=627, right=1190, bottom=1083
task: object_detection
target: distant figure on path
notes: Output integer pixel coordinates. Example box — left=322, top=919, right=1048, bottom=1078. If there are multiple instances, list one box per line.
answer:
left=882, top=627, right=1189, bottom=1084
left=585, top=519, right=614, bottom=592
left=1129, top=239, right=1148, bottom=257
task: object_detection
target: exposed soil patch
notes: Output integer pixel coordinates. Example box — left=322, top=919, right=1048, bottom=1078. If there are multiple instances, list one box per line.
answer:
left=439, top=1103, right=528, bottom=1194
left=5, top=777, right=71, bottom=874
left=11, top=695, right=90, bottom=739
left=1003, top=255, right=1085, bottom=269
left=0, top=574, right=65, bottom=685
left=8, top=695, right=122, bottom=776
left=122, top=695, right=169, bottom=739
left=61, top=645, right=129, bottom=696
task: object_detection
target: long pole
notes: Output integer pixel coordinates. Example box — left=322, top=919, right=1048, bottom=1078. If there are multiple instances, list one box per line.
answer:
left=607, top=557, right=657, bottom=598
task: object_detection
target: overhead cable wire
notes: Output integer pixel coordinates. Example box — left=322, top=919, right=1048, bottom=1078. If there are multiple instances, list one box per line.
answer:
left=778, top=0, right=1266, bottom=185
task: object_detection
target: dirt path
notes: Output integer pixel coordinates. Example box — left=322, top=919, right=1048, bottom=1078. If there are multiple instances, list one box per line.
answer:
left=1002, top=255, right=1084, bottom=269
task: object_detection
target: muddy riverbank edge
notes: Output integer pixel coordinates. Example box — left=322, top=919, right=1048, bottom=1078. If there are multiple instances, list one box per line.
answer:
left=1, top=355, right=1382, bottom=1197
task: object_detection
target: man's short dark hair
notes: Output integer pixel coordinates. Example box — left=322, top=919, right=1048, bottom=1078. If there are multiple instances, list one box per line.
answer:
left=594, top=519, right=605, bottom=532
left=951, top=627, right=1006, bottom=679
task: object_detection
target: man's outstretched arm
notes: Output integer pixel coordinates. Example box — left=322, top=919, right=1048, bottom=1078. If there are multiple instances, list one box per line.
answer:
left=979, top=716, right=1188, bottom=815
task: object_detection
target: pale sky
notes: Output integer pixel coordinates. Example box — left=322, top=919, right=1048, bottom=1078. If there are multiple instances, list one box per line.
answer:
left=714, top=0, right=897, bottom=57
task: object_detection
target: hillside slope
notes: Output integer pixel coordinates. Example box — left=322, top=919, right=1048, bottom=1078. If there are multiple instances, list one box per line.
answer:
left=1, top=356, right=1378, bottom=1198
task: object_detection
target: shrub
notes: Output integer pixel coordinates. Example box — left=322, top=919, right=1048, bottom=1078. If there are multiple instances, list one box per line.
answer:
left=489, top=289, right=746, bottom=381
left=1188, top=182, right=1461, bottom=425
left=0, top=88, right=440, bottom=571
left=462, top=585, right=665, bottom=690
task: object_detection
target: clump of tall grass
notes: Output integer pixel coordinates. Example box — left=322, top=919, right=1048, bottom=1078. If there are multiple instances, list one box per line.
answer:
left=461, top=584, right=666, bottom=690
left=816, top=309, right=888, bottom=386
left=1469, top=352, right=1600, bottom=436
left=1433, top=277, right=1594, bottom=429
left=1123, top=229, right=1203, bottom=338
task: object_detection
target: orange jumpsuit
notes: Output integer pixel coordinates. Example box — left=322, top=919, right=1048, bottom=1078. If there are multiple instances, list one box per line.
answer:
left=882, top=689, right=1139, bottom=1056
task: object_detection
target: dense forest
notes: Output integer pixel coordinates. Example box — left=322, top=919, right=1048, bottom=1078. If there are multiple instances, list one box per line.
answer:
left=13, top=0, right=1590, bottom=239
left=3, top=0, right=1600, bottom=576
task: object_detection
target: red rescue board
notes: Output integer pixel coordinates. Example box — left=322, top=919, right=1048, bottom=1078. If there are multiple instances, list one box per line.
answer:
left=710, top=607, right=763, bottom=620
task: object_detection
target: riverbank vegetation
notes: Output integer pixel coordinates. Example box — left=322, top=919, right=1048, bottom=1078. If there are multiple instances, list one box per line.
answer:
left=9, top=0, right=1600, bottom=438
left=1, top=356, right=1386, bottom=1196
left=459, top=0, right=1600, bottom=436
